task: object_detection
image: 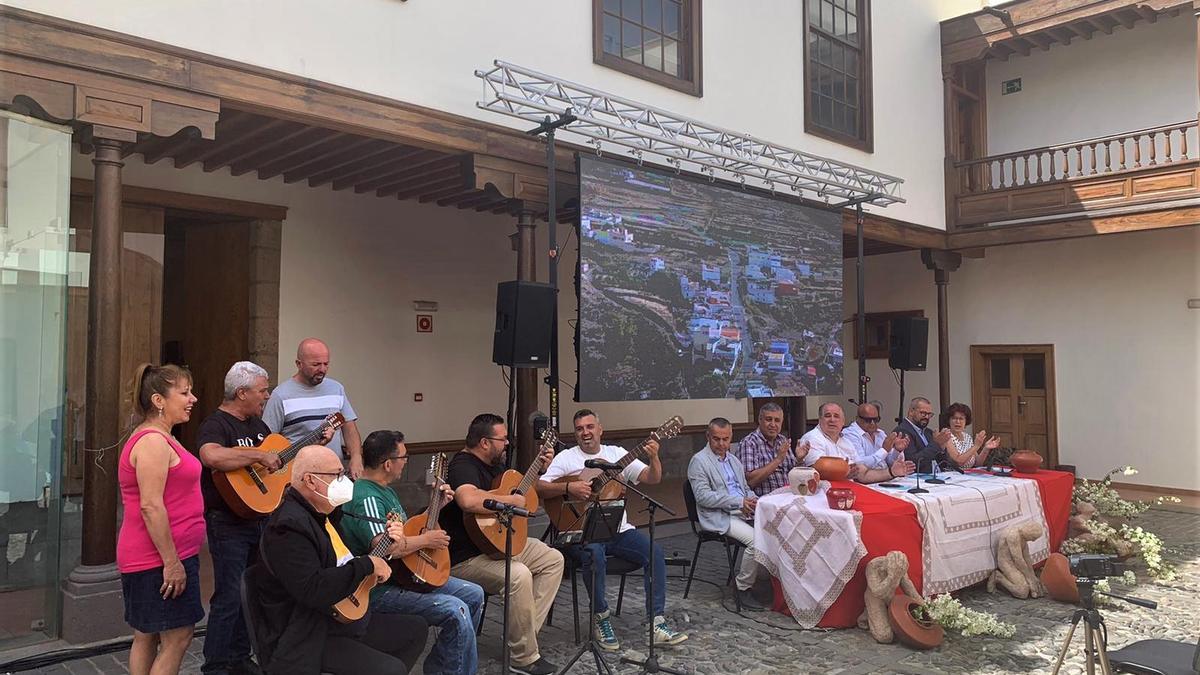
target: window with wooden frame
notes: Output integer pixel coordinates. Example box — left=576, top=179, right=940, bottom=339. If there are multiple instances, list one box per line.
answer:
left=803, top=0, right=873, bottom=151
left=594, top=0, right=703, bottom=97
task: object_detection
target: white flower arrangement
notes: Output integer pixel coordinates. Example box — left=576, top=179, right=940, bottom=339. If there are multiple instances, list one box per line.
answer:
left=925, top=594, right=1016, bottom=638
left=1064, top=465, right=1180, bottom=581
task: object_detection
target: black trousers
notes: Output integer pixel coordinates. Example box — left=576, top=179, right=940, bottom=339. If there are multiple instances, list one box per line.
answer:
left=320, top=613, right=429, bottom=675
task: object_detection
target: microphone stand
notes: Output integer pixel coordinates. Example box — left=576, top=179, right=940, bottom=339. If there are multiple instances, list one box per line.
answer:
left=906, top=452, right=929, bottom=494
left=925, top=456, right=946, bottom=485
left=490, top=503, right=529, bottom=675
left=603, top=475, right=685, bottom=675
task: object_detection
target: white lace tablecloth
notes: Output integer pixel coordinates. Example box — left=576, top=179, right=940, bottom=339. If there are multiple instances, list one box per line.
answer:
left=865, top=472, right=1050, bottom=595
left=753, top=490, right=866, bottom=627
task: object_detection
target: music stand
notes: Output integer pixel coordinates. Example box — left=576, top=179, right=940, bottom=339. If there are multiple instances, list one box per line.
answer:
left=558, top=500, right=622, bottom=674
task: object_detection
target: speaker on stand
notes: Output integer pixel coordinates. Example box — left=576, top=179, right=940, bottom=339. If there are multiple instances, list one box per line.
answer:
left=888, top=315, right=929, bottom=433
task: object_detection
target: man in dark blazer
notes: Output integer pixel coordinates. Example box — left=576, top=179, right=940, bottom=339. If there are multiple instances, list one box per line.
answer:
left=894, top=397, right=953, bottom=472
left=250, top=445, right=428, bottom=675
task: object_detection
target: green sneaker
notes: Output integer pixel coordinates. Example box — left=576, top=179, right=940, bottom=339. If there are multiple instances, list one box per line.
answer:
left=652, top=615, right=688, bottom=646
left=592, top=610, right=620, bottom=651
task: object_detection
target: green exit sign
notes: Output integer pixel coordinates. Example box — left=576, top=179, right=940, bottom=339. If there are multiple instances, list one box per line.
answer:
left=1002, top=78, right=1022, bottom=95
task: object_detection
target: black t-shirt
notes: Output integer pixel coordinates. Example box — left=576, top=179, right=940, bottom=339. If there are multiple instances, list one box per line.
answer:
left=440, top=450, right=504, bottom=565
left=195, top=409, right=270, bottom=516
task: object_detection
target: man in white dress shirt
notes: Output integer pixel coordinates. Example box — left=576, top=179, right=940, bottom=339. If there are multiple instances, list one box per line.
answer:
left=843, top=402, right=910, bottom=469
left=801, top=403, right=914, bottom=483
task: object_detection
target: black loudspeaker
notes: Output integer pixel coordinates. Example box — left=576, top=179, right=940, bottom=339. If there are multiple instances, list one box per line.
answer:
left=492, top=280, right=554, bottom=368
left=888, top=316, right=929, bottom=371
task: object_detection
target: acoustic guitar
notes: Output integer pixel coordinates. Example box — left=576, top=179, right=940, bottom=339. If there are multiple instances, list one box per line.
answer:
left=213, top=412, right=346, bottom=519
left=394, top=452, right=451, bottom=591
left=465, top=428, right=557, bottom=559
left=331, top=512, right=400, bottom=624
left=543, top=416, right=684, bottom=532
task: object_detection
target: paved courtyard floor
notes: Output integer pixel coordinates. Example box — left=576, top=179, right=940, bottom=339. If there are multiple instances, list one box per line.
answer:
left=6, top=506, right=1198, bottom=674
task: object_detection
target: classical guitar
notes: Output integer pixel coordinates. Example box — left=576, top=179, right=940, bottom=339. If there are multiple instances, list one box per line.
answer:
left=465, top=428, right=557, bottom=559
left=331, top=512, right=401, bottom=624
left=395, top=452, right=451, bottom=591
left=544, top=416, right=684, bottom=532
left=213, top=412, right=346, bottom=519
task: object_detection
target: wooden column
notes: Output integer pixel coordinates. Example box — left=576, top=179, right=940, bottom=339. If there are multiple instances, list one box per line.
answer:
left=921, top=249, right=962, bottom=411
left=514, top=209, right=539, bottom=470
left=80, top=128, right=133, bottom=566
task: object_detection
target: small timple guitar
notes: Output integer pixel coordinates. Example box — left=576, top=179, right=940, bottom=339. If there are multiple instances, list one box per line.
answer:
left=213, top=412, right=345, bottom=519
left=464, top=428, right=557, bottom=559
left=395, top=453, right=451, bottom=591
left=331, top=511, right=402, bottom=624
left=544, top=416, right=684, bottom=532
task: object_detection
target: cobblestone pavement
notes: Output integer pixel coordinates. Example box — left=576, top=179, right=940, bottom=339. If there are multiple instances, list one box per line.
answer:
left=9, top=506, right=1198, bottom=674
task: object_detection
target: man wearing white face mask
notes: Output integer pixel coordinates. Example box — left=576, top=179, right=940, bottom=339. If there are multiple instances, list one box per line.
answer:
left=250, top=446, right=430, bottom=674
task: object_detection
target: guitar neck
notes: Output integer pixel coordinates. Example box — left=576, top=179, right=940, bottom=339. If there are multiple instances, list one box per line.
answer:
left=614, top=430, right=664, bottom=471
left=277, top=424, right=334, bottom=466
left=512, top=452, right=548, bottom=496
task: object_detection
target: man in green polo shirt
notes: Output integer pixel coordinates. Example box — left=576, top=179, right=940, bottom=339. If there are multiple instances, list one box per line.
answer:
left=338, top=430, right=484, bottom=675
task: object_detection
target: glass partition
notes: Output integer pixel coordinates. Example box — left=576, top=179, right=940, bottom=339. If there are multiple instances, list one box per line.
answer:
left=0, top=110, right=72, bottom=646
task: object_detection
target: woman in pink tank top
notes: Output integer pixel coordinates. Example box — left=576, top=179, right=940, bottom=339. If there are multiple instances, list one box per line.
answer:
left=118, top=363, right=205, bottom=675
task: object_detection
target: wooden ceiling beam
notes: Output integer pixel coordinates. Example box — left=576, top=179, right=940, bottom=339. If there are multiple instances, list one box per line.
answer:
left=313, top=146, right=427, bottom=188
left=1133, top=6, right=1159, bottom=23
left=434, top=190, right=482, bottom=207
left=252, top=131, right=366, bottom=180
left=1064, top=22, right=1093, bottom=40
left=329, top=149, right=441, bottom=191
left=280, top=137, right=389, bottom=183
left=456, top=192, right=499, bottom=209
left=422, top=185, right=474, bottom=204
left=227, top=126, right=336, bottom=176
left=173, top=116, right=288, bottom=169
left=141, top=129, right=200, bottom=165
left=1113, top=10, right=1138, bottom=29
left=392, top=171, right=469, bottom=201
left=361, top=155, right=460, bottom=195
left=1028, top=33, right=1055, bottom=50
left=1047, top=27, right=1073, bottom=45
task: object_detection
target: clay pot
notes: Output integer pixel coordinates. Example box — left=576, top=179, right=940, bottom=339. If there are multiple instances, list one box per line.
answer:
left=813, top=456, right=851, bottom=481
left=826, top=487, right=856, bottom=510
left=888, top=596, right=944, bottom=650
left=1041, top=552, right=1081, bottom=604
left=1010, top=450, right=1043, bottom=474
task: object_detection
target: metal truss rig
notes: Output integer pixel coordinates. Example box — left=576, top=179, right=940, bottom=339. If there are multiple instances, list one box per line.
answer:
left=476, top=60, right=904, bottom=207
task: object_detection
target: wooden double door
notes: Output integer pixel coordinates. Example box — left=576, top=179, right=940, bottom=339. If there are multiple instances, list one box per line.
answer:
left=970, top=345, right=1058, bottom=468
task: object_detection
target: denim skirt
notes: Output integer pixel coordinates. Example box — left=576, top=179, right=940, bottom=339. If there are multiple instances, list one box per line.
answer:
left=121, top=554, right=204, bottom=634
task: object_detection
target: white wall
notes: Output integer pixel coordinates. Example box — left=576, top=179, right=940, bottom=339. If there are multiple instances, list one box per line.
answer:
left=948, top=228, right=1200, bottom=491
left=986, top=13, right=1197, bottom=155
left=9, top=0, right=970, bottom=229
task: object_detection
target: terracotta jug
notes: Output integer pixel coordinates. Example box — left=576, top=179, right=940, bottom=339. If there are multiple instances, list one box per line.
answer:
left=813, top=456, right=850, bottom=481
left=1010, top=450, right=1043, bottom=474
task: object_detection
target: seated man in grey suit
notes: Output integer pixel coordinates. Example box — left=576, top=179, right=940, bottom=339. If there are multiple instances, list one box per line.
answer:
left=686, top=417, right=764, bottom=610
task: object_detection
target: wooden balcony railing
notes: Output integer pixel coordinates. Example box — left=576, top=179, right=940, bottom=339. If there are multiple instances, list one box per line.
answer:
left=952, top=121, right=1200, bottom=227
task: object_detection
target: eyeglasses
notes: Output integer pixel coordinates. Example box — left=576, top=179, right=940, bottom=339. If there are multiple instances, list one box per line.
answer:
left=858, top=416, right=881, bottom=423
left=310, top=470, right=345, bottom=480
left=387, top=454, right=408, bottom=462
left=486, top=436, right=510, bottom=444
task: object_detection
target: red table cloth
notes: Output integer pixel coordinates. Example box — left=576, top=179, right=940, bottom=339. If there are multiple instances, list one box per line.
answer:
left=769, top=468, right=1074, bottom=628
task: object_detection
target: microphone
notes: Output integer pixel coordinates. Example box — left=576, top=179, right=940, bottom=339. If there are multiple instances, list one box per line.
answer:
left=925, top=457, right=946, bottom=484
left=583, top=458, right=623, bottom=471
left=482, top=498, right=532, bottom=518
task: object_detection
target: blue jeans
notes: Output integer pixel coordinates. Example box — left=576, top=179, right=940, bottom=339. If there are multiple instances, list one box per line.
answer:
left=203, top=510, right=265, bottom=672
left=571, top=527, right=667, bottom=618
left=371, top=576, right=483, bottom=675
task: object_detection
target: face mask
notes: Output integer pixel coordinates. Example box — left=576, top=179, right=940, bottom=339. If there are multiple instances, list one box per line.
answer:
left=315, top=475, right=354, bottom=507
